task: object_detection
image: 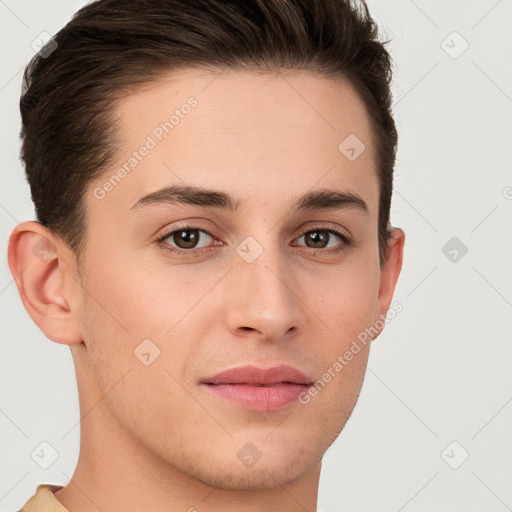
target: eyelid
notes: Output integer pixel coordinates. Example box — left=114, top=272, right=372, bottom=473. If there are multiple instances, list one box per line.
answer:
left=156, top=221, right=353, bottom=255
left=293, top=221, right=352, bottom=244
left=156, top=224, right=221, bottom=248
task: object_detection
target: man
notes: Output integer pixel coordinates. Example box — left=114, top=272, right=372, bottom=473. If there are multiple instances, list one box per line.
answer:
left=9, top=0, right=404, bottom=510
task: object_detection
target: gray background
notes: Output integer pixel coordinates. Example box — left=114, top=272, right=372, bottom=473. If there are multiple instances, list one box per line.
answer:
left=1, top=1, right=511, bottom=511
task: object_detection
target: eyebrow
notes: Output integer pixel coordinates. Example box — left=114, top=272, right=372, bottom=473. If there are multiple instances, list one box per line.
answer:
left=128, top=184, right=369, bottom=215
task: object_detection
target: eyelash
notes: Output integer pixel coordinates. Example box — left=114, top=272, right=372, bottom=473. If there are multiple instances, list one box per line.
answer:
left=156, top=224, right=353, bottom=256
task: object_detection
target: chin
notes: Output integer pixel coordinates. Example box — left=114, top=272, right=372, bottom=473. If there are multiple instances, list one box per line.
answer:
left=160, top=436, right=323, bottom=491
left=180, top=446, right=319, bottom=491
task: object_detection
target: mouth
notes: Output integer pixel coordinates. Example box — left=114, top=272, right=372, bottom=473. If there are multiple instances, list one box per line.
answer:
left=199, top=364, right=314, bottom=411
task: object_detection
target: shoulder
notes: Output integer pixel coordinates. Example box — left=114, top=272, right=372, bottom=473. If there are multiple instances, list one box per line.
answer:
left=18, top=484, right=67, bottom=512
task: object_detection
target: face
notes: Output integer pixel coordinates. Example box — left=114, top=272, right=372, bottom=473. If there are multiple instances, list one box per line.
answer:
left=72, top=68, right=399, bottom=490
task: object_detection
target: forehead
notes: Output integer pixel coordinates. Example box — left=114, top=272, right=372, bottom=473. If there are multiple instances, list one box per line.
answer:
left=87, top=68, right=378, bottom=221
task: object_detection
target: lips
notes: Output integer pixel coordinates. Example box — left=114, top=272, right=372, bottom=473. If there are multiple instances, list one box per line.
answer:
left=200, top=365, right=314, bottom=411
left=201, top=364, right=314, bottom=386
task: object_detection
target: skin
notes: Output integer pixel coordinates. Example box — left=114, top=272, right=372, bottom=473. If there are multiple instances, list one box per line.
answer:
left=8, top=68, right=404, bottom=512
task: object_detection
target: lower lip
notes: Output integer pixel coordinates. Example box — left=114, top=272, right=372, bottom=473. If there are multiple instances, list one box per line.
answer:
left=200, top=383, right=310, bottom=411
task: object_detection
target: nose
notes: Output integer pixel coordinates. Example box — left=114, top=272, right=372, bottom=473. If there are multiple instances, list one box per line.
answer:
left=224, top=238, right=302, bottom=343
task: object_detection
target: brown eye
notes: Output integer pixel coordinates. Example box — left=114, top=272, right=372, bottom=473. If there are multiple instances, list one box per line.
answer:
left=158, top=227, right=217, bottom=253
left=296, top=229, right=349, bottom=251
left=304, top=230, right=330, bottom=249
left=172, top=229, right=201, bottom=249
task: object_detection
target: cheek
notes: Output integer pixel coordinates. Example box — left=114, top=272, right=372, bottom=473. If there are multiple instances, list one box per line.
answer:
left=81, top=293, right=215, bottom=457
left=312, top=260, right=381, bottom=349
left=309, top=260, right=380, bottom=414
left=80, top=245, right=176, bottom=338
left=78, top=252, right=207, bottom=401
left=80, top=287, right=191, bottom=439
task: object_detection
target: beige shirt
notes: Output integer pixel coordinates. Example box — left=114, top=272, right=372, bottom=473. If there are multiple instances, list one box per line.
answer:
left=19, top=484, right=68, bottom=512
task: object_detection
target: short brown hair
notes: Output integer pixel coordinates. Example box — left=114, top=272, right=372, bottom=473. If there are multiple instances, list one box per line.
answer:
left=20, top=0, right=397, bottom=264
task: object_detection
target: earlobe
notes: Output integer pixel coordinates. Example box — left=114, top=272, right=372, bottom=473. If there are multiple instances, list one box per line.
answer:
left=7, top=221, right=83, bottom=346
left=373, top=227, right=405, bottom=337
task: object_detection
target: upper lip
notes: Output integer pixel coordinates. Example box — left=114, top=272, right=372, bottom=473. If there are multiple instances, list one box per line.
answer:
left=201, top=364, right=314, bottom=386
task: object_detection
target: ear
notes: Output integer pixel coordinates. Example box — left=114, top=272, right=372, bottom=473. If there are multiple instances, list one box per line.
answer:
left=7, top=221, right=83, bottom=346
left=372, top=227, right=405, bottom=337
